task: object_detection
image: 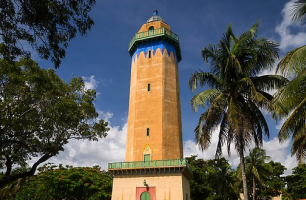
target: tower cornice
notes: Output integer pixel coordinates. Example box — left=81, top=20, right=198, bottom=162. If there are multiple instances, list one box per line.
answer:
left=128, top=27, right=182, bottom=62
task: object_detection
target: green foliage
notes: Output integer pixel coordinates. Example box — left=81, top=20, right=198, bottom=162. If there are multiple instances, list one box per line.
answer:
left=246, top=147, right=272, bottom=200
left=274, top=1, right=306, bottom=163
left=0, top=177, right=26, bottom=200
left=186, top=156, right=238, bottom=200
left=0, top=58, right=109, bottom=188
left=16, top=164, right=112, bottom=200
left=0, top=0, right=96, bottom=67
left=292, top=0, right=306, bottom=22
left=189, top=22, right=287, bottom=200
left=236, top=148, right=286, bottom=200
left=261, top=161, right=286, bottom=199
left=285, top=164, right=306, bottom=200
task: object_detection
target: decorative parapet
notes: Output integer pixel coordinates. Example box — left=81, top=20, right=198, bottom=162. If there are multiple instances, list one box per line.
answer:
left=128, top=27, right=182, bottom=62
left=108, top=159, right=192, bottom=179
left=108, top=158, right=188, bottom=170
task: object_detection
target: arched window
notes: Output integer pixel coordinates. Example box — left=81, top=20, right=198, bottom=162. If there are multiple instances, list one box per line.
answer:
left=141, top=192, right=151, bottom=200
left=148, top=26, right=154, bottom=35
left=148, top=50, right=152, bottom=58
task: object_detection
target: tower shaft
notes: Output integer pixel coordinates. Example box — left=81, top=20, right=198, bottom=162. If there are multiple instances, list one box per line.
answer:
left=125, top=41, right=183, bottom=162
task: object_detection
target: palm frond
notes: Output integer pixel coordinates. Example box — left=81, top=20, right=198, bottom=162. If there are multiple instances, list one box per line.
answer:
left=194, top=111, right=211, bottom=150
left=251, top=75, right=288, bottom=92
left=277, top=45, right=306, bottom=77
left=190, top=89, right=221, bottom=112
left=249, top=38, right=279, bottom=75
left=236, top=77, right=257, bottom=100
left=215, top=114, right=228, bottom=158
left=196, top=94, right=227, bottom=150
left=235, top=21, right=259, bottom=51
left=273, top=70, right=306, bottom=116
left=279, top=96, right=306, bottom=142
left=189, top=71, right=221, bottom=91
left=202, top=44, right=222, bottom=75
left=253, top=91, right=273, bottom=112
left=293, top=0, right=306, bottom=21
left=291, top=124, right=306, bottom=163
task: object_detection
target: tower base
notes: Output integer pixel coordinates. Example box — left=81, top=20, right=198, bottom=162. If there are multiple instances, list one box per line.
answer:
left=109, top=165, right=192, bottom=200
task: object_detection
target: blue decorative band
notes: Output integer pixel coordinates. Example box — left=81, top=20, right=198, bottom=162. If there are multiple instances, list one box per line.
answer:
left=132, top=40, right=177, bottom=62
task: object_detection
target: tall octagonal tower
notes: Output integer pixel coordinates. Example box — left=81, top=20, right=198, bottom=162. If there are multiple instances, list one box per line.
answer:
left=108, top=10, right=191, bottom=200
left=125, top=9, right=183, bottom=162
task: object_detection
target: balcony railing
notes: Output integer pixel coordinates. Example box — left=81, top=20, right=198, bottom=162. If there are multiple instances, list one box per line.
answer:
left=128, top=27, right=179, bottom=52
left=108, top=158, right=191, bottom=171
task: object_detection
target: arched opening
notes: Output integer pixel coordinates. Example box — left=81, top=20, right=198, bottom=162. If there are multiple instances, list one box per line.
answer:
left=148, top=26, right=154, bottom=35
left=140, top=192, right=151, bottom=200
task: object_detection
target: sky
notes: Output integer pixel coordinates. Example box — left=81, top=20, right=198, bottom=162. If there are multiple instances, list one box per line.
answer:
left=32, top=0, right=306, bottom=175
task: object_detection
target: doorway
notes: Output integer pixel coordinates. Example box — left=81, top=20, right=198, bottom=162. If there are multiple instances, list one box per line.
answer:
left=140, top=192, right=151, bottom=200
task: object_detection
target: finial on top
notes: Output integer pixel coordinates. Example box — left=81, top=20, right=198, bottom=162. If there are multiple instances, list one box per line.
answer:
left=153, top=9, right=158, bottom=16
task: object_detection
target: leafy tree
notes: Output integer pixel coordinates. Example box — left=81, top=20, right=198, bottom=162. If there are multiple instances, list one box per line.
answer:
left=285, top=164, right=306, bottom=199
left=0, top=58, right=109, bottom=189
left=261, top=161, right=286, bottom=199
left=189, top=22, right=287, bottom=200
left=186, top=156, right=238, bottom=200
left=0, top=0, right=96, bottom=68
left=16, top=164, right=112, bottom=200
left=274, top=0, right=306, bottom=163
left=186, top=156, right=214, bottom=199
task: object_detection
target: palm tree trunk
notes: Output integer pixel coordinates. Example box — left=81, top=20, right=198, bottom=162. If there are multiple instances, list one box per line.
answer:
left=240, top=151, right=248, bottom=200
left=252, top=176, right=255, bottom=200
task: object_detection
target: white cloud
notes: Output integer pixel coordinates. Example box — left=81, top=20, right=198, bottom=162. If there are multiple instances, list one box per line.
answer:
left=48, top=121, right=127, bottom=170
left=82, top=75, right=99, bottom=90
left=183, top=126, right=241, bottom=167
left=97, top=110, right=114, bottom=124
left=38, top=110, right=126, bottom=170
left=276, top=0, right=306, bottom=50
left=183, top=133, right=297, bottom=175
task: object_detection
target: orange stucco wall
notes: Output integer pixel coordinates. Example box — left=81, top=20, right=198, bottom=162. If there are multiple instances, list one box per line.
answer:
left=111, top=173, right=190, bottom=200
left=138, top=21, right=170, bottom=33
left=125, top=47, right=183, bottom=162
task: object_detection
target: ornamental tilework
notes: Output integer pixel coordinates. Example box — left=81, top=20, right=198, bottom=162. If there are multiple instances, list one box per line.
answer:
left=132, top=40, right=177, bottom=62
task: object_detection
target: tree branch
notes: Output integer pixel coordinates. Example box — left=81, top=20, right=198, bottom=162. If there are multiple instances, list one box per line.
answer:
left=0, top=153, right=54, bottom=189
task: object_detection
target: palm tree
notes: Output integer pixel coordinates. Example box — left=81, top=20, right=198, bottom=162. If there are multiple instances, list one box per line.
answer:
left=274, top=0, right=306, bottom=163
left=245, top=147, right=272, bottom=200
left=189, top=22, right=287, bottom=200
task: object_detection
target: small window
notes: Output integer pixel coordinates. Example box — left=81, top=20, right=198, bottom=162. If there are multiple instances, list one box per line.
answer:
left=148, top=83, right=150, bottom=92
left=149, top=26, right=154, bottom=36
left=146, top=128, right=150, bottom=137
left=148, top=50, right=152, bottom=58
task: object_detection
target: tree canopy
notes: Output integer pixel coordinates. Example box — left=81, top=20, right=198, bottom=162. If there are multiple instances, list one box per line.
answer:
left=285, top=164, right=306, bottom=200
left=0, top=57, right=109, bottom=188
left=186, top=156, right=238, bottom=200
left=0, top=0, right=96, bottom=67
left=16, top=164, right=112, bottom=200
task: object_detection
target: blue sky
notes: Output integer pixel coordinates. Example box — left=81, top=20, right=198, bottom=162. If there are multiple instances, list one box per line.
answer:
left=33, top=0, right=306, bottom=174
